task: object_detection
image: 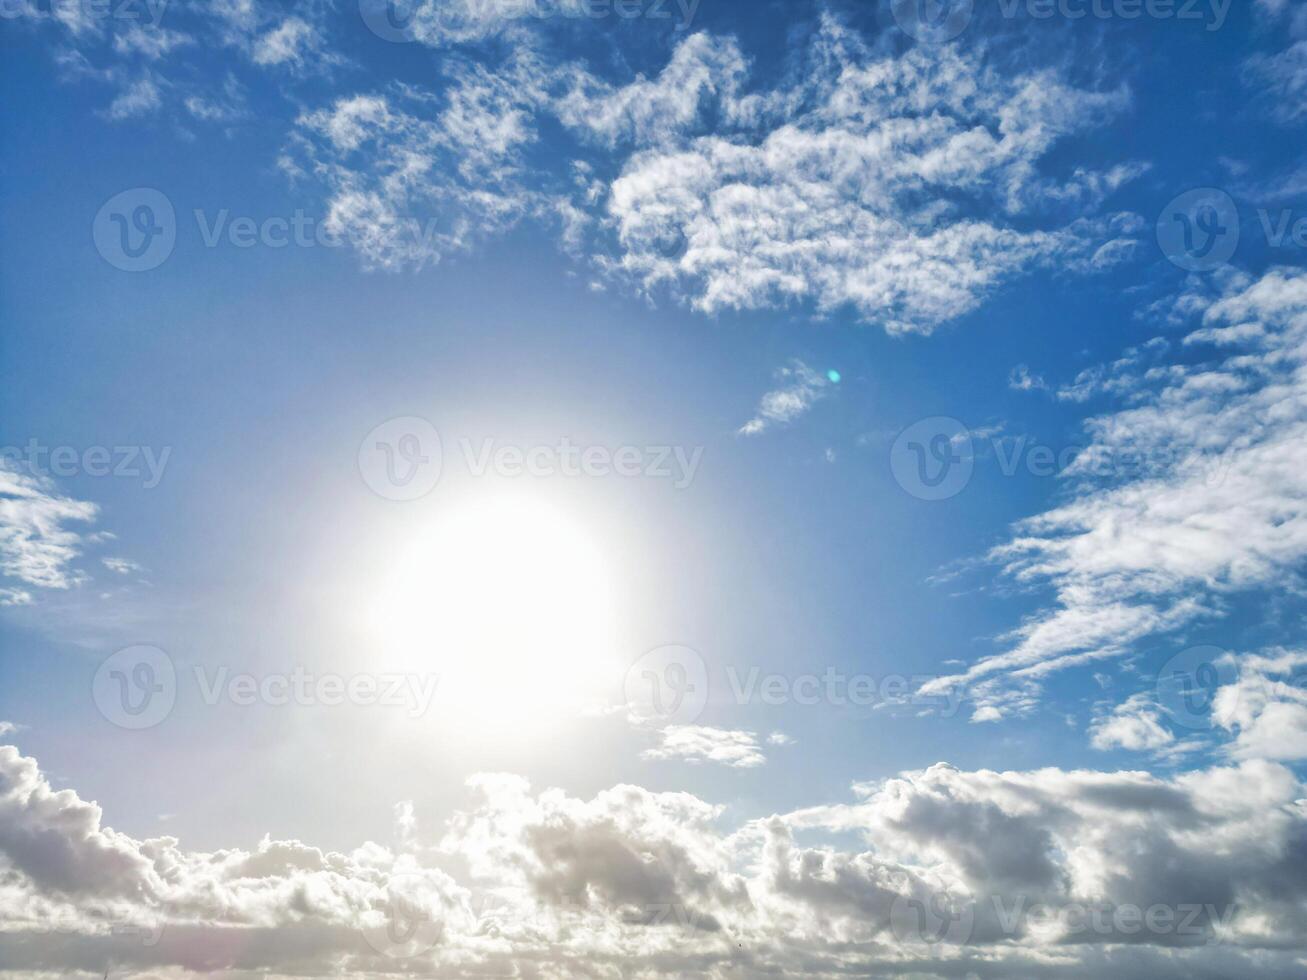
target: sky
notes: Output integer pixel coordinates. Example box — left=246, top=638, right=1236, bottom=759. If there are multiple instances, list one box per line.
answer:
left=2, top=0, right=1307, bottom=976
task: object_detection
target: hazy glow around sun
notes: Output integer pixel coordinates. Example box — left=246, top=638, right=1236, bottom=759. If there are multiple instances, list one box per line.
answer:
left=363, top=492, right=620, bottom=729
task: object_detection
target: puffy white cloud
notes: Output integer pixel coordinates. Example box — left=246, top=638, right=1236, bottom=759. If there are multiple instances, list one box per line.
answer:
left=1090, top=693, right=1178, bottom=754
left=1213, top=649, right=1307, bottom=761
left=3, top=744, right=1307, bottom=978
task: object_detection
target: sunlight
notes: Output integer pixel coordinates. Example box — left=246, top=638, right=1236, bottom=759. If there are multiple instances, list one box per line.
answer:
left=363, top=491, right=619, bottom=730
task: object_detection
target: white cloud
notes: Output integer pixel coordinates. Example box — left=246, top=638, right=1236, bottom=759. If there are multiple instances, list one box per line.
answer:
left=3, top=746, right=1307, bottom=977
left=282, top=22, right=1141, bottom=334
left=923, top=268, right=1307, bottom=719
left=101, top=557, right=141, bottom=575
left=641, top=725, right=767, bottom=768
left=738, top=360, right=834, bottom=436
left=601, top=23, right=1141, bottom=333
left=0, top=462, right=98, bottom=591
left=1008, top=364, right=1048, bottom=392
left=105, top=75, right=162, bottom=120
left=1213, top=649, right=1307, bottom=761
left=251, top=17, right=318, bottom=67
left=1089, top=693, right=1175, bottom=753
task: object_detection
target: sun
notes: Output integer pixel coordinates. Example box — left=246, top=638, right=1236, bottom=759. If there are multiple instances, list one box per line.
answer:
left=362, top=491, right=619, bottom=730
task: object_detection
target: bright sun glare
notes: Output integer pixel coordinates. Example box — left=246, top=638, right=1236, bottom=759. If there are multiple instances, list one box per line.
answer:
left=364, top=493, right=619, bottom=730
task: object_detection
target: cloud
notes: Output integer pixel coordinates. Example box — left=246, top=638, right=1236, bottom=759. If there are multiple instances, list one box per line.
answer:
left=280, top=19, right=1141, bottom=334
left=0, top=461, right=99, bottom=591
left=105, top=75, right=162, bottom=120
left=923, top=268, right=1307, bottom=719
left=251, top=17, right=323, bottom=68
left=1089, top=693, right=1176, bottom=753
left=100, top=557, right=141, bottom=575
left=285, top=50, right=555, bottom=270
left=1213, top=649, right=1307, bottom=761
left=641, top=725, right=767, bottom=768
left=3, top=746, right=1307, bottom=977
left=738, top=360, right=834, bottom=436
left=1009, top=364, right=1048, bottom=392
left=601, top=21, right=1142, bottom=333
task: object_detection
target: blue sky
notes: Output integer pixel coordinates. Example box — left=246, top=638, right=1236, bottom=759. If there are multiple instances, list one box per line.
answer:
left=2, top=1, right=1307, bottom=977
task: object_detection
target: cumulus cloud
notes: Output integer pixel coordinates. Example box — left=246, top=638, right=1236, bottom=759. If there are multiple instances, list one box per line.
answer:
left=923, top=268, right=1307, bottom=719
left=1090, top=693, right=1178, bottom=754
left=2, top=745, right=1307, bottom=978
left=1213, top=649, right=1307, bottom=761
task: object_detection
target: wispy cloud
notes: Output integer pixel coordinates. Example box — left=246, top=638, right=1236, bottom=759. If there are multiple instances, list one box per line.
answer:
left=0, top=462, right=99, bottom=592
left=738, top=360, right=835, bottom=436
